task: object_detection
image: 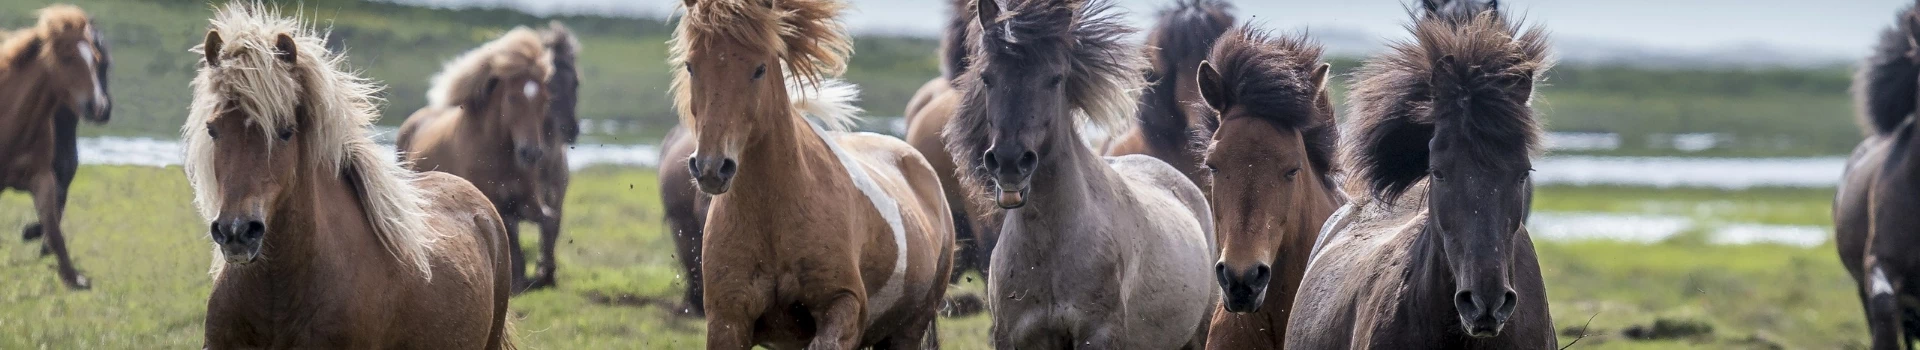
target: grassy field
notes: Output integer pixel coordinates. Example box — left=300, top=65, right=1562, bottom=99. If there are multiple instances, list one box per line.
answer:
left=0, top=166, right=1861, bottom=348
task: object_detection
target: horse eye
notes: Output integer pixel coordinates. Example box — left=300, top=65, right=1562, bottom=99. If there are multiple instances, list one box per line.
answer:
left=277, top=128, right=294, bottom=141
left=1048, top=75, right=1065, bottom=88
left=981, top=75, right=993, bottom=87
left=1431, top=170, right=1445, bottom=181
left=206, top=125, right=217, bottom=139
left=685, top=65, right=694, bottom=78
left=1205, top=163, right=1218, bottom=173
left=1286, top=168, right=1301, bottom=180
left=751, top=64, right=766, bottom=80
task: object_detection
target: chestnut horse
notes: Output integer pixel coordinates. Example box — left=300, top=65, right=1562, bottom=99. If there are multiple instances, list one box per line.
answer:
left=1837, top=2, right=1920, bottom=348
left=944, top=0, right=1217, bottom=347
left=1195, top=27, right=1342, bottom=349
left=901, top=0, right=1000, bottom=287
left=1105, top=0, right=1235, bottom=191
left=396, top=27, right=561, bottom=291
left=0, top=5, right=111, bottom=290
left=673, top=0, right=955, bottom=348
left=184, top=3, right=511, bottom=347
left=1287, top=13, right=1555, bottom=348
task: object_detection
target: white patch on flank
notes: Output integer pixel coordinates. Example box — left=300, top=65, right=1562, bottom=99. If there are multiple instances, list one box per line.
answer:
left=807, top=120, right=907, bottom=326
left=1872, top=267, right=1895, bottom=296
left=522, top=81, right=539, bottom=99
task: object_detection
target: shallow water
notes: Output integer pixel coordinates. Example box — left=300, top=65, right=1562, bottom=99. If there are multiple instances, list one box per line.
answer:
left=1528, top=212, right=1828, bottom=247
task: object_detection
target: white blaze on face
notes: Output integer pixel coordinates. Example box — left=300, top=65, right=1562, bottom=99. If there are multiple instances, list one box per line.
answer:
left=78, top=42, right=106, bottom=106
left=523, top=81, right=539, bottom=100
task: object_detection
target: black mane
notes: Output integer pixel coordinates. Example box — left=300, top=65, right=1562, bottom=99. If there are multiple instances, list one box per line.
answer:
left=1856, top=4, right=1920, bottom=136
left=940, top=0, right=974, bottom=81
left=1343, top=12, right=1549, bottom=201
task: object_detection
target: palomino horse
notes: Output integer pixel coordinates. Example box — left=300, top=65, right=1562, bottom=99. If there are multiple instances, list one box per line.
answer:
left=902, top=0, right=1000, bottom=287
left=396, top=27, right=562, bottom=291
left=1287, top=13, right=1555, bottom=348
left=1105, top=0, right=1235, bottom=191
left=945, top=0, right=1217, bottom=347
left=1837, top=2, right=1920, bottom=347
left=185, top=3, right=511, bottom=347
left=1196, top=27, right=1342, bottom=349
left=673, top=0, right=955, bottom=348
left=0, top=5, right=112, bottom=290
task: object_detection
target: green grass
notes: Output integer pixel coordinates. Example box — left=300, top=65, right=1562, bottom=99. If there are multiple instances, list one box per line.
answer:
left=0, top=166, right=1865, bottom=348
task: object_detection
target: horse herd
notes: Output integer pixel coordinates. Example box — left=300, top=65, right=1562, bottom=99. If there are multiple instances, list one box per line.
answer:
left=0, top=0, right=1918, bottom=348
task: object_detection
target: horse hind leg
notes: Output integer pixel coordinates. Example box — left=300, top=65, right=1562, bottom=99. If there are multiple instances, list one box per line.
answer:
left=526, top=213, right=562, bottom=290
left=30, top=175, right=87, bottom=290
left=1868, top=266, right=1906, bottom=350
left=502, top=216, right=531, bottom=293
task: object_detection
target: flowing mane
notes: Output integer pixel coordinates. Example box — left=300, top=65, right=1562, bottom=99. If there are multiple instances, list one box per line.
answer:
left=1141, top=0, right=1233, bottom=141
left=1857, top=3, right=1920, bottom=136
left=1342, top=13, right=1549, bottom=201
left=669, top=0, right=857, bottom=130
left=0, top=5, right=91, bottom=68
left=1203, top=26, right=1337, bottom=183
left=424, top=27, right=552, bottom=109
left=183, top=2, right=438, bottom=278
left=945, top=0, right=1148, bottom=197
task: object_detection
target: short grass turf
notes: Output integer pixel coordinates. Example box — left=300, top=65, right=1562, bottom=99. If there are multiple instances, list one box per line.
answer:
left=0, top=166, right=1861, bottom=348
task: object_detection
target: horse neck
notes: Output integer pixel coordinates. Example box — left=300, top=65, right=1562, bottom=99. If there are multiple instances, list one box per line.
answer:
left=1018, top=124, right=1117, bottom=231
left=1406, top=222, right=1462, bottom=330
left=1284, top=167, right=1341, bottom=262
left=0, top=65, right=61, bottom=133
left=729, top=104, right=839, bottom=202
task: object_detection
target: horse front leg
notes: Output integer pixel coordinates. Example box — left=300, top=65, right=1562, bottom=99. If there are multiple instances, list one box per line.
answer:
left=1869, top=265, right=1906, bottom=350
left=806, top=292, right=867, bottom=350
left=30, top=174, right=87, bottom=289
left=501, top=214, right=529, bottom=293
left=527, top=211, right=561, bottom=290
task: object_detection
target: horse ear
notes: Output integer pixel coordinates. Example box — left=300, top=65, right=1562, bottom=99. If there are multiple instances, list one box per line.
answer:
left=273, top=33, right=297, bottom=64
left=977, top=0, right=1002, bottom=27
left=1905, top=13, right=1920, bottom=59
left=682, top=0, right=696, bottom=7
left=202, top=30, right=223, bottom=68
left=1196, top=60, right=1229, bottom=113
left=1309, top=62, right=1331, bottom=93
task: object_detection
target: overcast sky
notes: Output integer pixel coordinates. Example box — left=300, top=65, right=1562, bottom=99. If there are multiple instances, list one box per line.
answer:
left=390, top=0, right=1913, bottom=61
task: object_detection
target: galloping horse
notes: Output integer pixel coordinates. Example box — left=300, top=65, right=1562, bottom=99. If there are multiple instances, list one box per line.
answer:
left=1287, top=13, right=1556, bottom=348
left=1105, top=0, right=1235, bottom=191
left=185, top=3, right=512, bottom=347
left=396, top=27, right=562, bottom=291
left=673, top=0, right=955, bottom=348
left=0, top=4, right=112, bottom=290
left=1837, top=2, right=1920, bottom=348
left=1196, top=26, right=1342, bottom=349
left=902, top=0, right=1000, bottom=287
left=945, top=0, right=1218, bottom=347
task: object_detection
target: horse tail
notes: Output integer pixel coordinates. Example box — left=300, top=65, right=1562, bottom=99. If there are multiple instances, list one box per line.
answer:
left=497, top=316, right=519, bottom=350
left=939, top=0, right=972, bottom=82
left=1856, top=6, right=1920, bottom=136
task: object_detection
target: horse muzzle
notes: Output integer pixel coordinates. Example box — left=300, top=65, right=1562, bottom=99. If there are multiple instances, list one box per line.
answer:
left=209, top=217, right=265, bottom=265
left=688, top=155, right=736, bottom=195
left=1217, top=262, right=1272, bottom=313
left=1455, top=288, right=1517, bottom=338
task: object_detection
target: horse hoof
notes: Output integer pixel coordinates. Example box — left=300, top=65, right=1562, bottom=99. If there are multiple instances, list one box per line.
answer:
left=526, top=274, right=556, bottom=291
left=21, top=223, right=42, bottom=241
left=64, top=274, right=90, bottom=290
left=39, top=243, right=53, bottom=256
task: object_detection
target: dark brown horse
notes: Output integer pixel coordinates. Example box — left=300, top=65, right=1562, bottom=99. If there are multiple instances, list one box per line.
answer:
left=1196, top=26, right=1342, bottom=349
left=396, top=26, right=562, bottom=292
left=1287, top=12, right=1556, bottom=348
left=945, top=0, right=1217, bottom=347
left=673, top=0, right=955, bottom=348
left=185, top=4, right=512, bottom=347
left=0, top=5, right=111, bottom=290
left=1837, top=2, right=1920, bottom=348
left=1105, top=0, right=1235, bottom=191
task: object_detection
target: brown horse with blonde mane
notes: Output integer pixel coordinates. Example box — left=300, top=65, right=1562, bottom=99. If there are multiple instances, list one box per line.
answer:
left=1287, top=12, right=1555, bottom=348
left=185, top=3, right=512, bottom=347
left=396, top=26, right=562, bottom=292
left=1106, top=0, right=1235, bottom=190
left=1195, top=26, right=1342, bottom=349
left=945, top=0, right=1217, bottom=347
left=1, top=5, right=112, bottom=290
left=673, top=0, right=955, bottom=348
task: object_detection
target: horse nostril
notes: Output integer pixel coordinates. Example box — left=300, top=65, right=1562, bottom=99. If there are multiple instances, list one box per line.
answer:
left=209, top=222, right=226, bottom=242
left=686, top=157, right=703, bottom=175
left=243, top=221, right=266, bottom=239
left=717, top=158, right=737, bottom=179
left=982, top=152, right=1000, bottom=172
left=1250, top=264, right=1271, bottom=286
left=1017, top=151, right=1037, bottom=172
left=1215, top=262, right=1231, bottom=285
left=1496, top=290, right=1519, bottom=318
left=1454, top=291, right=1480, bottom=315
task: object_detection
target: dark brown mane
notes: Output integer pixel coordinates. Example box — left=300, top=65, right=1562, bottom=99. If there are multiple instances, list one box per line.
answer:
left=542, top=21, right=581, bottom=143
left=1140, top=0, right=1234, bottom=144
left=1342, top=12, right=1548, bottom=201
left=940, top=0, right=973, bottom=81
left=945, top=0, right=1146, bottom=202
left=1856, top=3, right=1920, bottom=136
left=1204, top=26, right=1336, bottom=182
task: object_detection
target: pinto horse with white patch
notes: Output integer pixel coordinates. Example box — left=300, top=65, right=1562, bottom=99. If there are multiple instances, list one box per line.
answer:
left=672, top=0, right=955, bottom=348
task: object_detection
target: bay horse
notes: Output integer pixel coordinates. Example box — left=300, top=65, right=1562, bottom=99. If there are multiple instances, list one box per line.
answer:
left=944, top=0, right=1218, bottom=347
left=902, top=0, right=1000, bottom=288
left=672, top=0, right=955, bottom=348
left=1105, top=0, right=1235, bottom=191
left=1286, top=12, right=1556, bottom=348
left=1195, top=26, right=1342, bottom=349
left=1837, top=2, right=1920, bottom=348
left=184, top=3, right=512, bottom=347
left=0, top=4, right=112, bottom=290
left=395, top=26, right=562, bottom=292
